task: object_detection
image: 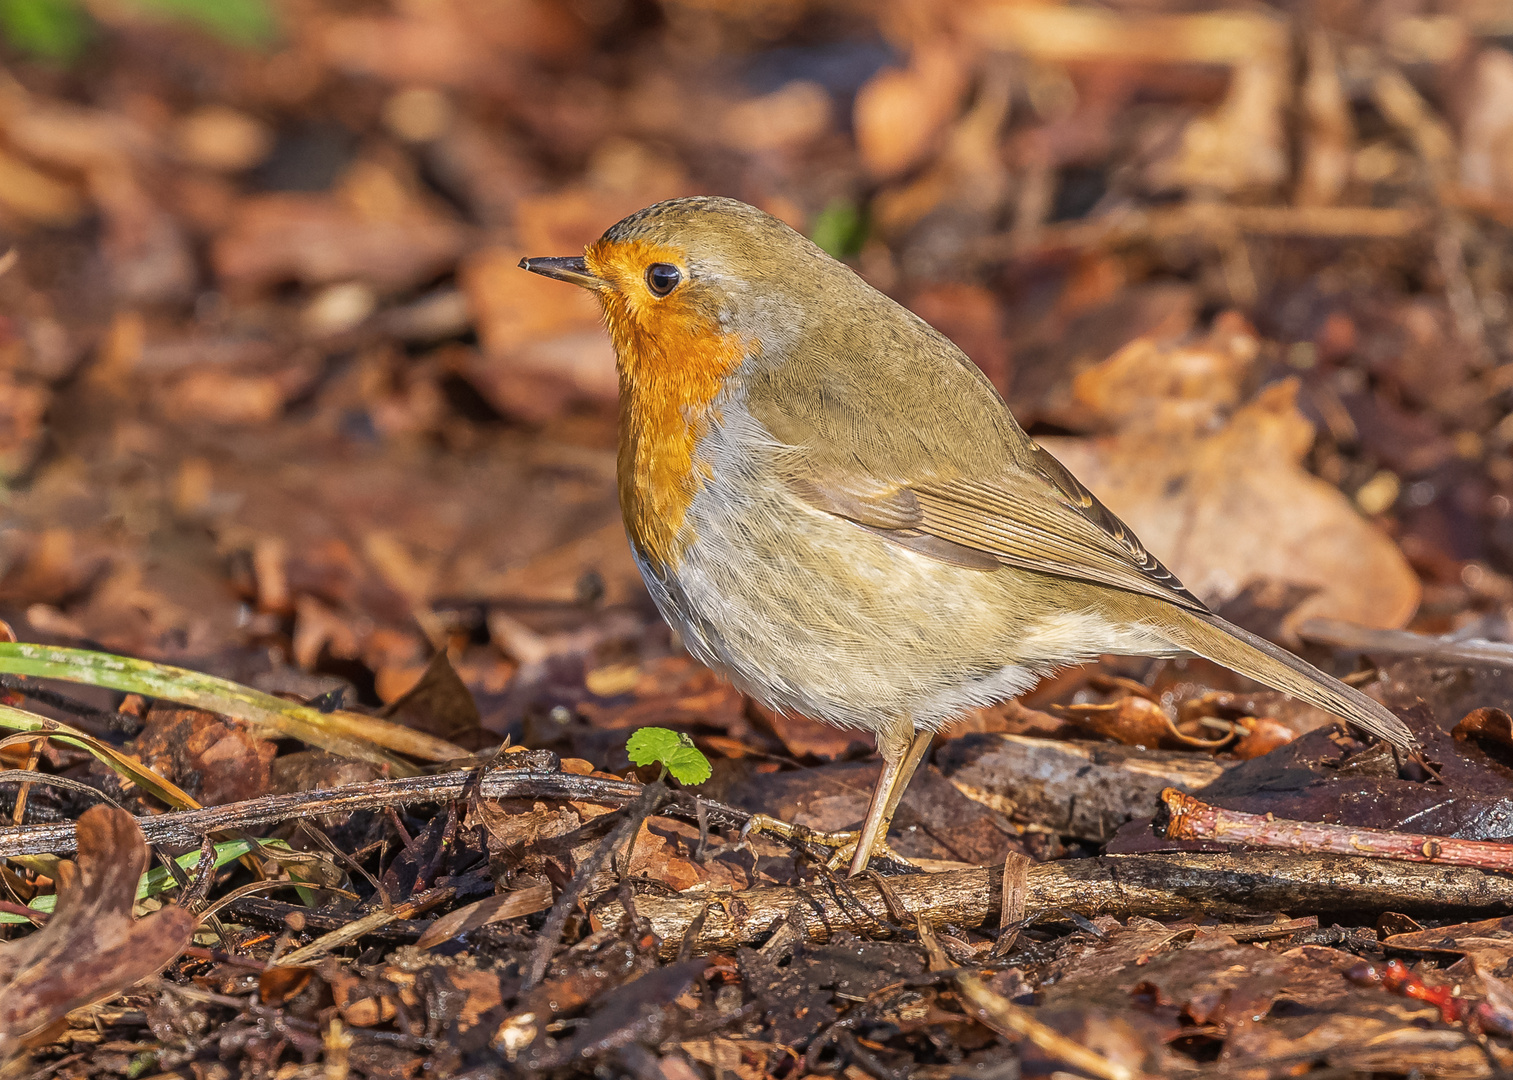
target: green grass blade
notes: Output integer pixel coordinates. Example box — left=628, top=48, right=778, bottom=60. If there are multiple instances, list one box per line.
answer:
left=0, top=836, right=294, bottom=923
left=0, top=703, right=201, bottom=808
left=0, top=643, right=456, bottom=774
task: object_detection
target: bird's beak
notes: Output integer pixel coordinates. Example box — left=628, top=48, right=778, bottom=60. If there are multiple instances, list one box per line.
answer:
left=518, top=255, right=606, bottom=291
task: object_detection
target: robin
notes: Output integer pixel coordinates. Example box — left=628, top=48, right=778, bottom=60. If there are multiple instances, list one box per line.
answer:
left=521, top=196, right=1416, bottom=876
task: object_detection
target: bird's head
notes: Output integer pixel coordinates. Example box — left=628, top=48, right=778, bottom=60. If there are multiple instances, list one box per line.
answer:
left=520, top=196, right=840, bottom=392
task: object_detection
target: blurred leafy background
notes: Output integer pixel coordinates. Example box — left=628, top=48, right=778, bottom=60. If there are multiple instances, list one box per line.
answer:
left=0, top=0, right=1511, bottom=714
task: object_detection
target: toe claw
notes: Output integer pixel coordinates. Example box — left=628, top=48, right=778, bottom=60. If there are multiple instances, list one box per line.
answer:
left=740, top=813, right=917, bottom=874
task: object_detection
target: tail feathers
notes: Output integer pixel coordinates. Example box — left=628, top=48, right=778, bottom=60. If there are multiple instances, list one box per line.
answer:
left=1152, top=608, right=1417, bottom=751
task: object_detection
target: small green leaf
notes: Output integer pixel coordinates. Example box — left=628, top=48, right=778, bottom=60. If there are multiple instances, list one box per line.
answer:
left=0, top=0, right=90, bottom=60
left=125, top=0, right=276, bottom=48
left=810, top=198, right=867, bottom=260
left=661, top=735, right=712, bottom=785
left=626, top=726, right=680, bottom=767
left=625, top=726, right=710, bottom=785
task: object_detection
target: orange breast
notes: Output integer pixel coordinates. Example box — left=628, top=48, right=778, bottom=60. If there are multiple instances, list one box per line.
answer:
left=585, top=239, right=752, bottom=571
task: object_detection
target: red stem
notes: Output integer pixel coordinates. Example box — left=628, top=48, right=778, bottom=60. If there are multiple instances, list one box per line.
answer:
left=1157, top=788, right=1513, bottom=873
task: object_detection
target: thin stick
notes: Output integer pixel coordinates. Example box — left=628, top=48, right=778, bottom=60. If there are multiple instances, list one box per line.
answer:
left=227, top=896, right=434, bottom=940
left=0, top=769, right=748, bottom=857
left=1296, top=618, right=1513, bottom=665
left=0, top=673, right=144, bottom=734
left=1157, top=788, right=1513, bottom=873
left=0, top=898, right=45, bottom=924
left=956, top=972, right=1138, bottom=1080
left=274, top=881, right=462, bottom=965
left=9, top=736, right=42, bottom=826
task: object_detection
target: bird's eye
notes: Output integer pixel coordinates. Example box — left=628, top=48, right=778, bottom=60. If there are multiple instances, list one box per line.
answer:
left=645, top=263, right=681, bottom=296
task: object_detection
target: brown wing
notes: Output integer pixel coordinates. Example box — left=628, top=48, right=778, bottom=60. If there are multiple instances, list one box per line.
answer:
left=785, top=444, right=1208, bottom=612
left=740, top=273, right=1205, bottom=610
left=1019, top=440, right=1202, bottom=607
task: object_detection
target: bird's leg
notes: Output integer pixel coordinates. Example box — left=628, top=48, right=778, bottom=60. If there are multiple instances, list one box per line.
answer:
left=847, top=727, right=932, bottom=877
left=739, top=723, right=930, bottom=874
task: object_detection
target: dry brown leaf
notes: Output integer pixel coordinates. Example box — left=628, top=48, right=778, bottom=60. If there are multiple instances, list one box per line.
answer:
left=1452, top=707, right=1513, bottom=751
left=1168, top=54, right=1289, bottom=191
left=1069, top=316, right=1252, bottom=432
left=0, top=529, right=101, bottom=608
left=1384, top=916, right=1513, bottom=977
left=578, top=657, right=747, bottom=737
left=0, top=149, right=84, bottom=227
left=965, top=5, right=1272, bottom=66
left=462, top=248, right=583, bottom=343
left=160, top=370, right=288, bottom=427
left=319, top=13, right=496, bottom=86
left=749, top=701, right=868, bottom=761
left=1146, top=21, right=1290, bottom=194
left=1296, top=30, right=1354, bottom=207
left=132, top=703, right=277, bottom=806
left=213, top=193, right=467, bottom=293
left=379, top=648, right=487, bottom=747
left=291, top=595, right=362, bottom=672
left=458, top=334, right=618, bottom=422
left=467, top=520, right=644, bottom=607
left=626, top=820, right=705, bottom=892
left=1042, top=328, right=1419, bottom=631
left=0, top=806, right=195, bottom=1060
left=681, top=1037, right=773, bottom=1080
left=871, top=63, right=1010, bottom=236
left=718, top=81, right=832, bottom=155
left=854, top=40, right=969, bottom=180
left=318, top=0, right=585, bottom=86
left=1460, top=47, right=1513, bottom=198
left=172, top=106, right=273, bottom=173
left=0, top=372, right=48, bottom=480
left=478, top=798, right=583, bottom=852
left=1230, top=716, right=1296, bottom=759
left=1054, top=697, right=1171, bottom=749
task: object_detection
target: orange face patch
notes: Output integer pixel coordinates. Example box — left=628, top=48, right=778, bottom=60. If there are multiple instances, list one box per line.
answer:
left=585, top=238, right=751, bottom=571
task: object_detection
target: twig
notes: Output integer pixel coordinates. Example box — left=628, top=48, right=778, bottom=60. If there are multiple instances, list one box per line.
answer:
left=1296, top=618, right=1513, bottom=665
left=0, top=897, right=45, bottom=924
left=956, top=972, right=1138, bottom=1080
left=273, top=880, right=464, bottom=965
left=1219, top=915, right=1318, bottom=942
left=0, top=769, right=128, bottom=810
left=594, top=852, right=1513, bottom=957
left=8, top=736, right=42, bottom=825
left=1157, top=788, right=1513, bottom=873
left=0, top=769, right=750, bottom=857
left=180, top=834, right=218, bottom=908
left=227, top=896, right=435, bottom=941
left=0, top=674, right=145, bottom=734
left=524, top=780, right=668, bottom=989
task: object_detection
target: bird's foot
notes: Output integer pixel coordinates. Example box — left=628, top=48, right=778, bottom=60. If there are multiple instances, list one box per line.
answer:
left=740, top=814, right=913, bottom=874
